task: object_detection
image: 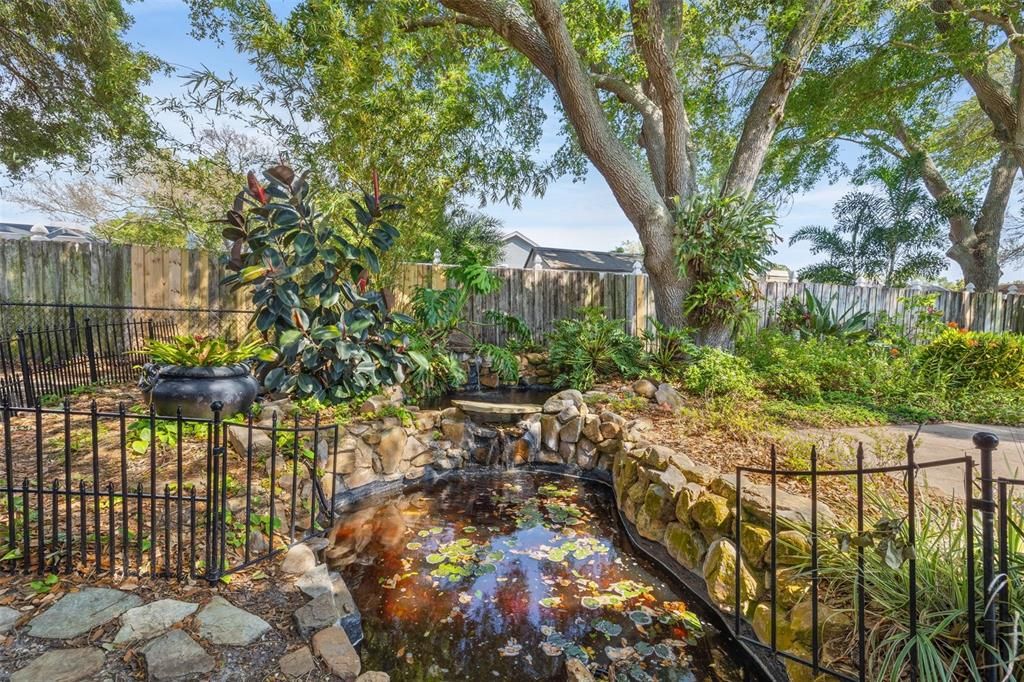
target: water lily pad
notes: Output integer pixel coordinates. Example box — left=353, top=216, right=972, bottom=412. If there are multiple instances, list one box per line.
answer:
left=581, top=596, right=601, bottom=610
left=463, top=526, right=477, bottom=534
left=539, top=597, right=561, bottom=608
left=425, top=553, right=445, bottom=564
left=406, top=542, right=422, bottom=550
left=653, top=643, right=673, bottom=660
left=593, top=619, right=622, bottom=637
left=629, top=610, right=653, bottom=625
left=634, top=641, right=654, bottom=657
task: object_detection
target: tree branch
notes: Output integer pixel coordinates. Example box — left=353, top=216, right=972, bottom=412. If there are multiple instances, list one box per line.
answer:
left=404, top=13, right=490, bottom=31
left=721, top=0, right=834, bottom=197
left=629, top=0, right=695, bottom=199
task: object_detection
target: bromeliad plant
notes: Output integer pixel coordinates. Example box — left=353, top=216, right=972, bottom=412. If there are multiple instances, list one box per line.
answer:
left=221, top=165, right=417, bottom=402
left=141, top=334, right=268, bottom=367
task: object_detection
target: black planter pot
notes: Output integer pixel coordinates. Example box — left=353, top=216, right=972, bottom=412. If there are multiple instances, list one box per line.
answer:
left=141, top=363, right=259, bottom=419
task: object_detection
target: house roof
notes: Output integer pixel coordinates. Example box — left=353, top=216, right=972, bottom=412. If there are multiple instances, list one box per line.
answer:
left=501, top=231, right=539, bottom=247
left=526, top=247, right=640, bottom=273
left=0, top=222, right=96, bottom=243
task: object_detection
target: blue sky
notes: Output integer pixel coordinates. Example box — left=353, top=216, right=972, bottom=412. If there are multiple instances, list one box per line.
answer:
left=1, top=1, right=1019, bottom=281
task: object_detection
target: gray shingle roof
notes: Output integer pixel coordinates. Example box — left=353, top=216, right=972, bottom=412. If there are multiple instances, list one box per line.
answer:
left=526, top=247, right=640, bottom=273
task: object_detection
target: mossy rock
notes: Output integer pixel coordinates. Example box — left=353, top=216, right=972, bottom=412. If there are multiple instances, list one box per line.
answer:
left=770, top=566, right=810, bottom=610
left=740, top=524, right=771, bottom=567
left=674, top=482, right=702, bottom=523
left=638, top=445, right=673, bottom=471
left=788, top=599, right=853, bottom=649
left=622, top=495, right=640, bottom=524
left=626, top=479, right=649, bottom=506
left=689, top=493, right=733, bottom=539
left=702, top=538, right=758, bottom=613
left=642, top=484, right=676, bottom=522
left=752, top=602, right=796, bottom=651
left=664, top=522, right=707, bottom=571
left=773, top=530, right=812, bottom=566
left=635, top=507, right=667, bottom=543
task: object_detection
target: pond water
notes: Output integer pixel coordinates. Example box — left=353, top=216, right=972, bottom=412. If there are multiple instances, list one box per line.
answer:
left=328, top=471, right=745, bottom=681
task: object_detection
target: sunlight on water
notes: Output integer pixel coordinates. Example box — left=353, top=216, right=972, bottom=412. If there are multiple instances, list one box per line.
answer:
left=329, top=471, right=743, bottom=681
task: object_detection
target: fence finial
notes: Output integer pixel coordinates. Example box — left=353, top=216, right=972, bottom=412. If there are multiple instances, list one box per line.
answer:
left=1008, top=284, right=1019, bottom=295
left=432, top=249, right=442, bottom=265
left=533, top=260, right=543, bottom=271
left=631, top=260, right=642, bottom=275
left=965, top=282, right=976, bottom=293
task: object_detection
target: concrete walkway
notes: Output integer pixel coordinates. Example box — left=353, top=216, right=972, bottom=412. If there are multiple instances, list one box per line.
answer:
left=801, top=422, right=1024, bottom=499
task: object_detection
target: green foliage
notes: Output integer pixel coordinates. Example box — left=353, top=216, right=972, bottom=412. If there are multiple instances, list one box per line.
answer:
left=142, top=334, right=267, bottom=367
left=791, top=159, right=946, bottom=287
left=819, top=490, right=1024, bottom=680
left=775, top=290, right=871, bottom=341
left=546, top=308, right=645, bottom=392
left=0, top=0, right=160, bottom=177
left=127, top=418, right=207, bottom=455
left=641, top=321, right=696, bottom=381
left=674, top=193, right=778, bottom=335
left=918, top=327, right=1024, bottom=390
left=484, top=310, right=541, bottom=353
left=222, top=165, right=415, bottom=403
left=681, top=348, right=757, bottom=399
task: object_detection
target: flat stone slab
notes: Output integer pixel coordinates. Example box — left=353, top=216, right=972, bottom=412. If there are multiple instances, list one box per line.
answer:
left=114, top=598, right=199, bottom=643
left=28, top=587, right=142, bottom=639
left=195, top=596, right=271, bottom=646
left=279, top=645, right=315, bottom=678
left=0, top=605, right=20, bottom=634
left=451, top=399, right=542, bottom=416
left=313, top=626, right=361, bottom=681
left=11, top=646, right=105, bottom=682
left=143, top=629, right=216, bottom=680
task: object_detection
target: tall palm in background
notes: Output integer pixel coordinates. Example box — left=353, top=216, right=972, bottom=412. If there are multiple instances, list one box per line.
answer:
left=791, top=159, right=946, bottom=287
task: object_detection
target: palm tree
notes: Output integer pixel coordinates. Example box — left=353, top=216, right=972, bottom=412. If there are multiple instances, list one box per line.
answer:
left=791, top=159, right=946, bottom=287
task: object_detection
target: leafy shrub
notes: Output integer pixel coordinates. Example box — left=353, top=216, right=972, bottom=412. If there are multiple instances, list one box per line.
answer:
left=222, top=165, right=415, bottom=402
left=641, top=321, right=696, bottom=380
left=917, top=326, right=1024, bottom=389
left=547, top=307, right=645, bottom=391
left=775, top=290, right=870, bottom=341
left=948, top=387, right=1024, bottom=425
left=682, top=348, right=757, bottom=398
left=142, top=334, right=267, bottom=367
left=757, top=366, right=821, bottom=402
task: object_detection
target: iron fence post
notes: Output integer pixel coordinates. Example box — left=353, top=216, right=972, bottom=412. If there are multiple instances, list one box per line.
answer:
left=206, top=401, right=224, bottom=584
left=974, top=431, right=999, bottom=682
left=83, top=320, right=98, bottom=384
left=15, top=329, right=33, bottom=407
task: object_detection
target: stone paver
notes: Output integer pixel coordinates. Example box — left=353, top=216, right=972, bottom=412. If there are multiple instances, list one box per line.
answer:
left=195, top=596, right=271, bottom=646
left=279, top=645, right=316, bottom=678
left=114, top=598, right=198, bottom=643
left=312, top=626, right=361, bottom=681
left=294, top=592, right=343, bottom=638
left=143, top=629, right=216, bottom=680
left=296, top=564, right=333, bottom=598
left=0, top=605, right=20, bottom=634
left=281, top=544, right=317, bottom=574
left=28, top=587, right=142, bottom=639
left=10, top=646, right=105, bottom=682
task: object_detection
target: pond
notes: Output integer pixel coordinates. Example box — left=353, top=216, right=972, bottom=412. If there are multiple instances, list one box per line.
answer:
left=328, top=471, right=746, bottom=681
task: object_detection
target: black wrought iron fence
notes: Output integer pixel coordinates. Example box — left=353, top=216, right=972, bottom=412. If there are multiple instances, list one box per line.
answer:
left=731, top=434, right=1017, bottom=682
left=0, top=401, right=340, bottom=582
left=0, top=302, right=252, bottom=345
left=0, top=316, right=176, bottom=407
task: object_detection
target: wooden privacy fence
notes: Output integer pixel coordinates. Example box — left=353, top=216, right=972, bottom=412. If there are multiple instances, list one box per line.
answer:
left=0, top=240, right=1022, bottom=337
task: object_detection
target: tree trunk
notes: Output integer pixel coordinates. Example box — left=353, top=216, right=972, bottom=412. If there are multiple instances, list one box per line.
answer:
left=639, top=211, right=689, bottom=329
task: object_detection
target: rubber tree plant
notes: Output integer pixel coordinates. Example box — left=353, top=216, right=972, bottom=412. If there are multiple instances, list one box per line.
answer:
left=221, top=165, right=421, bottom=402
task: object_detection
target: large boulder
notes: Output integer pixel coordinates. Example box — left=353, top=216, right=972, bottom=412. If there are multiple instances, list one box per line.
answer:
left=702, top=538, right=758, bottom=613
left=632, top=379, right=658, bottom=399
left=376, top=426, right=408, bottom=475
left=689, top=493, right=733, bottom=540
left=664, top=522, right=707, bottom=571
left=654, top=383, right=684, bottom=410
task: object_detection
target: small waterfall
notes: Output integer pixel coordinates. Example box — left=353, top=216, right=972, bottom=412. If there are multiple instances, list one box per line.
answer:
left=465, top=355, right=483, bottom=391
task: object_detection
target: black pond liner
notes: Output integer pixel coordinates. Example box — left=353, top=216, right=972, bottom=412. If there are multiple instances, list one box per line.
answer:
left=328, top=461, right=787, bottom=681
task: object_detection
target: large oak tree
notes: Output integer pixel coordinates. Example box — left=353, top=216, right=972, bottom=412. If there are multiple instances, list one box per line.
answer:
left=777, top=1, right=1024, bottom=290
left=189, top=0, right=860, bottom=335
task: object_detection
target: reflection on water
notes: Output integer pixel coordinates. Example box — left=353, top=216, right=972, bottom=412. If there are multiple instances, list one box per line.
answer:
left=328, top=471, right=744, bottom=681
